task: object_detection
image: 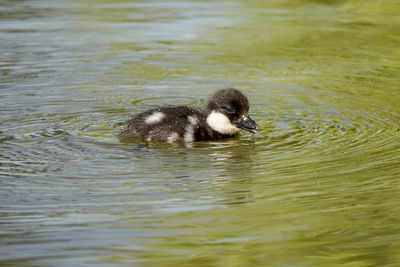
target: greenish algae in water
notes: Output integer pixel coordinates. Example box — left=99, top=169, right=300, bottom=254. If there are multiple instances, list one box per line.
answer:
left=0, top=0, right=400, bottom=266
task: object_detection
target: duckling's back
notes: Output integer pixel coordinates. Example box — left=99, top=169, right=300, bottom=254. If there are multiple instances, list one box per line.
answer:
left=120, top=106, right=214, bottom=142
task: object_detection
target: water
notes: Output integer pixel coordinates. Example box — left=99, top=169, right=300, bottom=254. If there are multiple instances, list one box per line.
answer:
left=1, top=0, right=400, bottom=266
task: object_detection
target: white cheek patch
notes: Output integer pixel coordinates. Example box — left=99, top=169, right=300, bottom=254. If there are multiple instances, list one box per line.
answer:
left=206, top=111, right=240, bottom=135
left=145, top=112, right=166, bottom=124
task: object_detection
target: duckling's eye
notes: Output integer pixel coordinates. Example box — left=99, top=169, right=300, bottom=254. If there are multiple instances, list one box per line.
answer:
left=221, top=106, right=235, bottom=115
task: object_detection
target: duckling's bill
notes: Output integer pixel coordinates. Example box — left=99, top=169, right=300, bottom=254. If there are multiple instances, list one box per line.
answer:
left=235, top=115, right=259, bottom=133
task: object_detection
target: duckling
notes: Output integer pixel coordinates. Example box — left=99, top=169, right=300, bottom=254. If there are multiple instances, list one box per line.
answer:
left=118, top=88, right=259, bottom=142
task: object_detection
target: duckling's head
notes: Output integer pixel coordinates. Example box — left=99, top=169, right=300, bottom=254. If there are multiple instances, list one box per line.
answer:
left=206, top=88, right=259, bottom=135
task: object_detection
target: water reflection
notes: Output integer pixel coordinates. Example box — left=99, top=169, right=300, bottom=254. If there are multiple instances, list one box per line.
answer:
left=117, top=136, right=257, bottom=206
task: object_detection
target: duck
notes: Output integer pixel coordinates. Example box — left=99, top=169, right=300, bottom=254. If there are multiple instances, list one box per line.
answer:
left=118, top=88, right=259, bottom=142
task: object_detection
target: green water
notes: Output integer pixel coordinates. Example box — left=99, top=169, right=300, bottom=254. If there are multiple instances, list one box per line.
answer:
left=1, top=0, right=400, bottom=266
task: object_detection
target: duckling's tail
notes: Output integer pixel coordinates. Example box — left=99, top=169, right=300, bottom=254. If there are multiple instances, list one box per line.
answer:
left=114, top=122, right=126, bottom=128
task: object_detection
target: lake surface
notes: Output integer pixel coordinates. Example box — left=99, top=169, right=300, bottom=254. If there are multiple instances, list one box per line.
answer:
left=1, top=0, right=400, bottom=266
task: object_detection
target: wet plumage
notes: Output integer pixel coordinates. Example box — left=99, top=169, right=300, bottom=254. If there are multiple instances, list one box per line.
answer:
left=118, top=88, right=258, bottom=142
